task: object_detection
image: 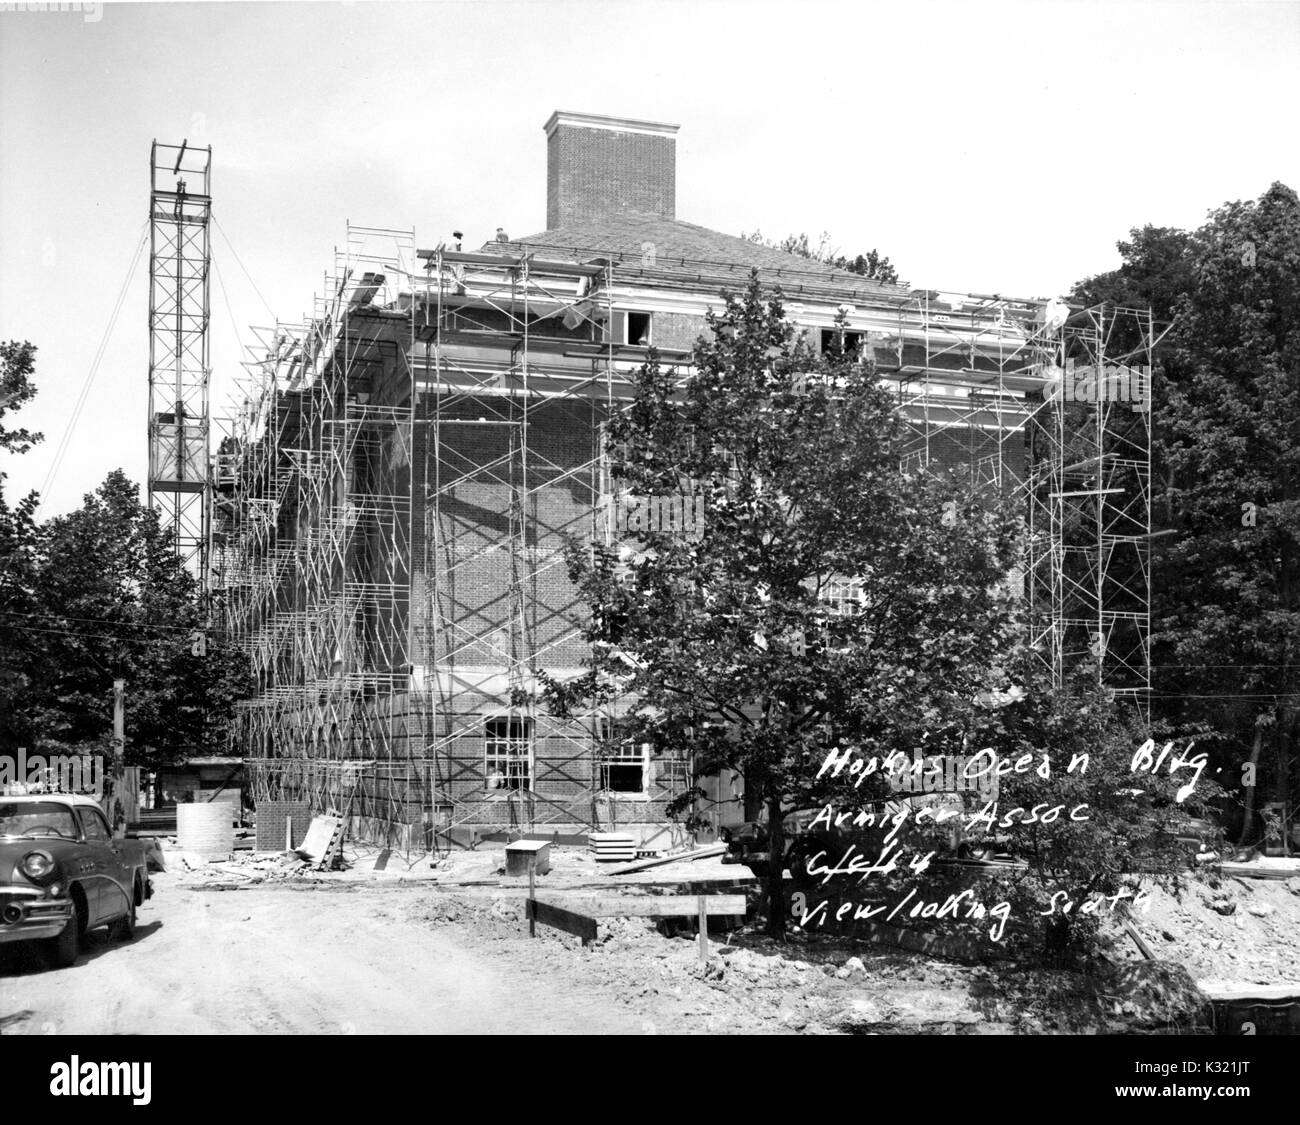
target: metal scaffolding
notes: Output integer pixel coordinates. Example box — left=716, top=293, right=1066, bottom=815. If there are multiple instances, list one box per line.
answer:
left=873, top=292, right=1155, bottom=713
left=1029, top=305, right=1156, bottom=712
left=218, top=225, right=421, bottom=842
left=147, top=139, right=213, bottom=587
left=409, top=245, right=679, bottom=843
left=215, top=227, right=1155, bottom=851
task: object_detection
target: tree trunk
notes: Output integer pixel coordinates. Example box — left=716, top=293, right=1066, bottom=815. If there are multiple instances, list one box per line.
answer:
left=764, top=792, right=786, bottom=939
left=1277, top=726, right=1292, bottom=857
left=1238, top=724, right=1265, bottom=847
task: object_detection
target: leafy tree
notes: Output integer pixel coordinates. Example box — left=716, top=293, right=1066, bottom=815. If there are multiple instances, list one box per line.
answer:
left=1075, top=185, right=1300, bottom=848
left=1071, top=226, right=1195, bottom=350
left=21, top=470, right=252, bottom=772
left=0, top=341, right=42, bottom=455
left=743, top=229, right=900, bottom=284
left=1, top=345, right=250, bottom=797
left=945, top=661, right=1212, bottom=962
left=534, top=274, right=1022, bottom=937
left=1156, top=184, right=1300, bottom=847
left=0, top=341, right=45, bottom=753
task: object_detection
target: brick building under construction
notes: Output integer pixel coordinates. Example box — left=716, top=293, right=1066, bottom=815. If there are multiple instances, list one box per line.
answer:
left=213, top=110, right=1156, bottom=852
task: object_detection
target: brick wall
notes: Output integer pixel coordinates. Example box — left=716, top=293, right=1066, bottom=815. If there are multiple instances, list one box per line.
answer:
left=650, top=311, right=705, bottom=351
left=255, top=800, right=312, bottom=851
left=412, top=395, right=602, bottom=671
left=547, top=123, right=675, bottom=229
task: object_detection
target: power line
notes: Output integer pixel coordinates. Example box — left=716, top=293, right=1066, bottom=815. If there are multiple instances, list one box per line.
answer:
left=35, top=222, right=150, bottom=520
left=0, top=609, right=204, bottom=635
left=212, top=215, right=276, bottom=321
left=0, top=619, right=227, bottom=647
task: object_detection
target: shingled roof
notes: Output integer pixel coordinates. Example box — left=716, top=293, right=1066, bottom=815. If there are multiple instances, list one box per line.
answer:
left=484, top=213, right=908, bottom=303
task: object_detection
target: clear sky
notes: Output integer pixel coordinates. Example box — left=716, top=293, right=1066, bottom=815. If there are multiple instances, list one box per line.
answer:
left=1, top=0, right=1297, bottom=517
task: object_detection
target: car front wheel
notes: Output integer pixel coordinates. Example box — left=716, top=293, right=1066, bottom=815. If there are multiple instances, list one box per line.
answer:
left=44, top=909, right=80, bottom=969
left=109, top=889, right=137, bottom=942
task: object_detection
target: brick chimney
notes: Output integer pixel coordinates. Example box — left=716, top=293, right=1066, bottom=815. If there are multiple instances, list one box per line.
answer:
left=544, top=111, right=679, bottom=230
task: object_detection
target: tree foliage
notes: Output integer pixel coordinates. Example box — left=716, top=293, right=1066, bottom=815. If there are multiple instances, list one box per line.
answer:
left=534, top=277, right=1203, bottom=957
left=0, top=341, right=42, bottom=455
left=743, top=229, right=900, bottom=284
left=1073, top=184, right=1300, bottom=846
left=11, top=470, right=253, bottom=772
left=538, top=275, right=1030, bottom=935
left=0, top=342, right=250, bottom=772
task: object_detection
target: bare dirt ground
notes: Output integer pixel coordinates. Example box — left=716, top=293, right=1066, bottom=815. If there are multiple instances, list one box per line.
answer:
left=3, top=845, right=1296, bottom=1036
left=0, top=874, right=666, bottom=1035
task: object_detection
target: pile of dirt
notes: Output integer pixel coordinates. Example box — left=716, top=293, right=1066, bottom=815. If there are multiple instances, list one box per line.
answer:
left=1115, top=873, right=1300, bottom=988
left=409, top=884, right=1263, bottom=1034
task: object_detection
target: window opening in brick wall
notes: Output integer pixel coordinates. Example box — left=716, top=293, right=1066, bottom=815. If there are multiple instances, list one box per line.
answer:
left=625, top=311, right=652, bottom=346
left=596, top=718, right=649, bottom=795
left=820, top=328, right=863, bottom=356
left=485, top=716, right=532, bottom=791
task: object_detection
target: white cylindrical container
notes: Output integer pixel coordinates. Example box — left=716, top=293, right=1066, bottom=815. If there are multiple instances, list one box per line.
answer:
left=176, top=802, right=234, bottom=860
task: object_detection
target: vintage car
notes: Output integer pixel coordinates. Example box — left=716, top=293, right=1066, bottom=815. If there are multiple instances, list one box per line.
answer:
left=0, top=792, right=152, bottom=968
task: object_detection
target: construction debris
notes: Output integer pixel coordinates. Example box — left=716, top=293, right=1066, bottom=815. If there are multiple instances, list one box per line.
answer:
left=599, top=843, right=727, bottom=876
left=295, top=815, right=345, bottom=870
left=175, top=849, right=337, bottom=889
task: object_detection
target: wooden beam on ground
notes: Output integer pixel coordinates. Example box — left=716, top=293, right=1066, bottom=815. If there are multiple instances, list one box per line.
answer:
left=599, top=844, right=727, bottom=876
left=525, top=898, right=598, bottom=946
left=697, top=895, right=708, bottom=964
left=577, top=871, right=756, bottom=890
left=1199, top=982, right=1300, bottom=1002
left=536, top=893, right=746, bottom=918
left=1218, top=861, right=1300, bottom=880
left=1123, top=919, right=1157, bottom=960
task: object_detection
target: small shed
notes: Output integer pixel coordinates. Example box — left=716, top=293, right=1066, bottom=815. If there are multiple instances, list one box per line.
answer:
left=157, top=756, right=244, bottom=824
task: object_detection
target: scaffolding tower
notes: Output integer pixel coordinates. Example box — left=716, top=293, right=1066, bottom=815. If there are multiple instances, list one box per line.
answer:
left=873, top=291, right=1155, bottom=713
left=147, top=140, right=213, bottom=587
left=218, top=225, right=421, bottom=839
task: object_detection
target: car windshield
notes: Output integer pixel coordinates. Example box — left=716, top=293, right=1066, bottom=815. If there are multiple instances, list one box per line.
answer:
left=0, top=801, right=80, bottom=839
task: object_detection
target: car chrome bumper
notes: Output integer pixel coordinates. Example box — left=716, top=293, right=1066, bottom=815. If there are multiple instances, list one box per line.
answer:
left=0, top=889, right=73, bottom=943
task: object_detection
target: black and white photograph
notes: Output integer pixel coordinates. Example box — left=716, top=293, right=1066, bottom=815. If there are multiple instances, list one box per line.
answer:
left=0, top=0, right=1297, bottom=1097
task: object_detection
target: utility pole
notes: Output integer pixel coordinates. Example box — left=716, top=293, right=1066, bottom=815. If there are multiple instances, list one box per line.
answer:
left=107, top=678, right=126, bottom=833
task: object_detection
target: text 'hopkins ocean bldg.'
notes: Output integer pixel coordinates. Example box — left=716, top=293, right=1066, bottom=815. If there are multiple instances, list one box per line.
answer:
left=211, top=110, right=1157, bottom=852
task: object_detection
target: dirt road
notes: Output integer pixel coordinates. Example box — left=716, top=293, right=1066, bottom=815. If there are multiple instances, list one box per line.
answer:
left=0, top=873, right=655, bottom=1035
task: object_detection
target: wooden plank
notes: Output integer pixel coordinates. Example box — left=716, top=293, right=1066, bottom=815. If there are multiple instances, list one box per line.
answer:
left=1123, top=918, right=1157, bottom=961
left=600, top=844, right=727, bottom=876
left=536, top=893, right=746, bottom=919
left=571, top=872, right=757, bottom=890
left=295, top=815, right=343, bottom=868
left=697, top=895, right=708, bottom=963
left=528, top=868, right=536, bottom=937
left=1199, top=982, right=1300, bottom=1002
left=1218, top=861, right=1299, bottom=880
left=525, top=898, right=597, bottom=945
